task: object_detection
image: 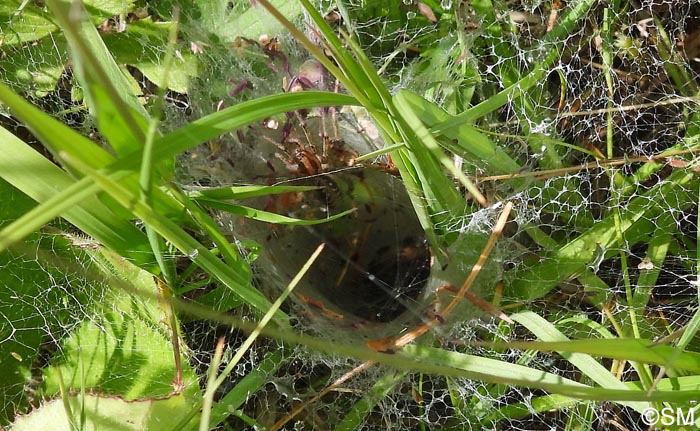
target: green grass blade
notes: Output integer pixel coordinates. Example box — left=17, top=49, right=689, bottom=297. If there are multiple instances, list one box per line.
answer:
left=59, top=151, right=277, bottom=317
left=511, top=311, right=647, bottom=412
left=395, top=89, right=486, bottom=205
left=46, top=0, right=150, bottom=157
left=0, top=128, right=153, bottom=264
left=508, top=169, right=698, bottom=300
left=187, top=185, right=320, bottom=200
left=432, top=0, right=596, bottom=130
left=149, top=91, right=358, bottom=162
left=196, top=200, right=355, bottom=226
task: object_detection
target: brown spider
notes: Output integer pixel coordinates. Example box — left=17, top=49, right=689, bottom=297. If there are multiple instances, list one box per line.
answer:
left=275, top=138, right=324, bottom=176
left=265, top=124, right=358, bottom=177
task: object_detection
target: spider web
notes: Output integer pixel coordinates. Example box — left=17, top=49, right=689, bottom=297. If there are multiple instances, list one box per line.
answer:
left=1, top=0, right=700, bottom=430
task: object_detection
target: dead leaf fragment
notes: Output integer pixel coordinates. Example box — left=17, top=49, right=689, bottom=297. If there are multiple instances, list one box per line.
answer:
left=417, top=2, right=437, bottom=23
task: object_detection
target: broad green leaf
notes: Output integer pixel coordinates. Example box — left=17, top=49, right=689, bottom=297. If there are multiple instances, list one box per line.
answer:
left=11, top=393, right=196, bottom=431
left=197, top=0, right=302, bottom=43
left=0, top=1, right=57, bottom=45
left=104, top=19, right=198, bottom=93
left=42, top=248, right=199, bottom=400
left=0, top=34, right=68, bottom=97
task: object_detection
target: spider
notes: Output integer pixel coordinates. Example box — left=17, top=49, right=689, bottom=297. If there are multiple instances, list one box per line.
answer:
left=271, top=132, right=358, bottom=177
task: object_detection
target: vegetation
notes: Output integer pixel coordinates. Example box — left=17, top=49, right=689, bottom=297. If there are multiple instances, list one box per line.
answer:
left=1, top=0, right=699, bottom=429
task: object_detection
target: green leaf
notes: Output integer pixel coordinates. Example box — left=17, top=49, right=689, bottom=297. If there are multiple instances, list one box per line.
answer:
left=10, top=393, right=197, bottom=431
left=42, top=248, right=199, bottom=400
left=0, top=34, right=68, bottom=97
left=149, top=91, right=359, bottom=162
left=198, top=0, right=303, bottom=43
left=0, top=1, right=60, bottom=46
left=102, top=19, right=199, bottom=94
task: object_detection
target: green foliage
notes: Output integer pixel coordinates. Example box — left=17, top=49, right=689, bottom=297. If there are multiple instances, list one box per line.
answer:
left=0, top=0, right=197, bottom=97
left=1, top=0, right=700, bottom=429
left=11, top=393, right=197, bottom=431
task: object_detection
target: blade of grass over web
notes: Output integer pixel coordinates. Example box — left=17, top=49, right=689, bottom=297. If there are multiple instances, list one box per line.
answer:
left=0, top=127, right=154, bottom=265
left=57, top=151, right=278, bottom=317
left=187, top=185, right=320, bottom=200
left=509, top=312, right=648, bottom=412
left=513, top=313, right=700, bottom=377
left=199, top=244, right=325, bottom=431
left=0, top=86, right=354, bottom=256
left=508, top=168, right=698, bottom=300
left=0, top=81, right=127, bottom=172
left=600, top=2, right=656, bottom=395
left=149, top=91, right=358, bottom=161
left=474, top=338, right=700, bottom=373
left=200, top=339, right=225, bottom=431
left=195, top=200, right=355, bottom=226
